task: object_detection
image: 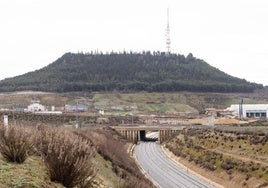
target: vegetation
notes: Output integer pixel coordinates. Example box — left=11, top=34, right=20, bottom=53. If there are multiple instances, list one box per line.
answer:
left=1, top=90, right=268, bottom=117
left=0, top=124, right=33, bottom=163
left=74, top=127, right=155, bottom=188
left=0, top=124, right=96, bottom=187
left=166, top=126, right=268, bottom=187
left=0, top=155, right=64, bottom=188
left=0, top=52, right=262, bottom=92
left=34, top=126, right=96, bottom=187
left=0, top=122, right=154, bottom=187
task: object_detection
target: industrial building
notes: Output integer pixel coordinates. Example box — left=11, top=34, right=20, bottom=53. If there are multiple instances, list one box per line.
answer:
left=227, top=104, right=268, bottom=119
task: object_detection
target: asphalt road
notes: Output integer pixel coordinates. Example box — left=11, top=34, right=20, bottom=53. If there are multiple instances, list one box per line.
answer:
left=146, top=131, right=159, bottom=140
left=135, top=142, right=215, bottom=188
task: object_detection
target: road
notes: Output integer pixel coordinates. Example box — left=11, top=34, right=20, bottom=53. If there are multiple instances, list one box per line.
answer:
left=146, top=131, right=159, bottom=140
left=135, top=142, right=215, bottom=188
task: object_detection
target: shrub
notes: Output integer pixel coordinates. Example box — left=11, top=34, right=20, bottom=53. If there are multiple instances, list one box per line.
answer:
left=123, top=176, right=154, bottom=188
left=34, top=126, right=96, bottom=188
left=245, top=173, right=251, bottom=181
left=74, top=128, right=154, bottom=188
left=0, top=124, right=33, bottom=163
left=221, top=158, right=237, bottom=171
left=203, top=162, right=216, bottom=171
left=75, top=128, right=138, bottom=175
left=237, top=163, right=248, bottom=173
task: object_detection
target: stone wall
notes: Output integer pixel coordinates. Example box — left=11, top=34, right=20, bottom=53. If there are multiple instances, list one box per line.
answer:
left=0, top=111, right=142, bottom=126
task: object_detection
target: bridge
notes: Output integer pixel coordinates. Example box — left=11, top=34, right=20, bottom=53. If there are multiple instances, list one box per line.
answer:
left=111, top=125, right=184, bottom=143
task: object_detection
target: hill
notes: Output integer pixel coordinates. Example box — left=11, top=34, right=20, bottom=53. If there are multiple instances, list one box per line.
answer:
left=0, top=52, right=262, bottom=92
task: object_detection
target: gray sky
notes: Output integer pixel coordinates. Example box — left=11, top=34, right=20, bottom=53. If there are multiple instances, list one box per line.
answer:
left=0, top=0, right=267, bottom=86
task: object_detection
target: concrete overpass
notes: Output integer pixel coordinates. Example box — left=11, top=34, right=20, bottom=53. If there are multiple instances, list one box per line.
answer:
left=111, top=125, right=184, bottom=143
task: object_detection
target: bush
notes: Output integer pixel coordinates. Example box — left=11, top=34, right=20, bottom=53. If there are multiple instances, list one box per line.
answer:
left=34, top=126, right=96, bottom=188
left=123, top=176, right=154, bottom=188
left=203, top=162, right=216, bottom=171
left=74, top=128, right=154, bottom=188
left=75, top=128, right=138, bottom=175
left=0, top=124, right=33, bottom=163
left=245, top=173, right=251, bottom=181
left=221, top=158, right=237, bottom=171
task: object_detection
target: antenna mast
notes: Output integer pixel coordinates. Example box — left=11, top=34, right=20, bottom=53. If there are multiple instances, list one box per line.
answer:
left=166, top=8, right=171, bottom=55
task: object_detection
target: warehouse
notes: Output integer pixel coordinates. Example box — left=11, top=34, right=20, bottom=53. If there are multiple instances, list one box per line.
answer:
left=227, top=104, right=268, bottom=119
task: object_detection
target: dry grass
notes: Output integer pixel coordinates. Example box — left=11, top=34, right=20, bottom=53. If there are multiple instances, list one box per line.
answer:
left=0, top=122, right=154, bottom=187
left=0, top=124, right=33, bottom=163
left=74, top=127, right=155, bottom=188
left=166, top=126, right=268, bottom=187
left=0, top=121, right=154, bottom=187
left=0, top=155, right=64, bottom=188
left=34, top=126, right=96, bottom=187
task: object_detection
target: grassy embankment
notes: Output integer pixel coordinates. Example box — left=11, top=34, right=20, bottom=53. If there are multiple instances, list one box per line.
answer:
left=165, top=123, right=268, bottom=188
left=0, top=123, right=154, bottom=188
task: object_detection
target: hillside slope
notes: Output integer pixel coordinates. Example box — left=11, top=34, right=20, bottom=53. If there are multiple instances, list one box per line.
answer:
left=1, top=90, right=268, bottom=115
left=0, top=52, right=262, bottom=92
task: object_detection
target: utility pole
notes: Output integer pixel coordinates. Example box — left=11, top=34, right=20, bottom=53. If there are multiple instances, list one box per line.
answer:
left=239, top=98, right=243, bottom=120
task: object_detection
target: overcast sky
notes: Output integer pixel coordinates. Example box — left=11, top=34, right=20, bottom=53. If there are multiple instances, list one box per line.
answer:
left=0, top=0, right=267, bottom=86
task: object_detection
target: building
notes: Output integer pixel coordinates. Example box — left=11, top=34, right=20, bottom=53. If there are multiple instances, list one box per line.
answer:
left=65, top=103, right=88, bottom=112
left=27, top=102, right=46, bottom=112
left=227, top=104, right=268, bottom=119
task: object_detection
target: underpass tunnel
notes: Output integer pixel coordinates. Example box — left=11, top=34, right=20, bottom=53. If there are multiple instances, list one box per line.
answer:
left=141, top=130, right=158, bottom=142
left=140, top=130, right=146, bottom=141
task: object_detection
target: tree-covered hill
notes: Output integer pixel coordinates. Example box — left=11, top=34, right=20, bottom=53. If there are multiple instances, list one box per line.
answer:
left=0, top=52, right=262, bottom=92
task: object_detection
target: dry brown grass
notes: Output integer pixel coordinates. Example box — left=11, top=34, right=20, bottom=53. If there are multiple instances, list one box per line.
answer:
left=0, top=123, right=33, bottom=163
left=74, top=127, right=155, bottom=188
left=0, top=122, right=153, bottom=187
left=34, top=126, right=96, bottom=188
left=166, top=127, right=268, bottom=187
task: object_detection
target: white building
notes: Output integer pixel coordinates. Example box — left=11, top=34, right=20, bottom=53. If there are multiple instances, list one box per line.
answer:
left=227, top=104, right=268, bottom=119
left=27, top=102, right=45, bottom=112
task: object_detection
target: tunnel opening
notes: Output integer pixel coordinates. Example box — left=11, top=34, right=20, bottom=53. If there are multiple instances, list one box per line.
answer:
left=140, top=130, right=158, bottom=142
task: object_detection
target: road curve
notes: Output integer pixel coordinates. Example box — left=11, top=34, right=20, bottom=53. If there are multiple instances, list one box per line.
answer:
left=135, top=142, right=215, bottom=188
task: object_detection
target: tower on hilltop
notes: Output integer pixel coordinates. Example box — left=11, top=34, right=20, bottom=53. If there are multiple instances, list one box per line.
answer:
left=165, top=8, right=171, bottom=55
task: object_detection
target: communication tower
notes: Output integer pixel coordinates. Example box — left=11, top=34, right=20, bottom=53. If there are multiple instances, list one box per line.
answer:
left=166, top=8, right=171, bottom=55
